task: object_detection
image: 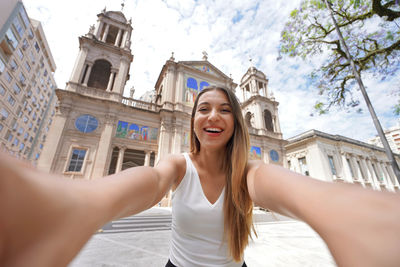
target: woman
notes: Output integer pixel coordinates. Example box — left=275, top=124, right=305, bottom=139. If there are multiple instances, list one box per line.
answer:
left=1, top=87, right=400, bottom=267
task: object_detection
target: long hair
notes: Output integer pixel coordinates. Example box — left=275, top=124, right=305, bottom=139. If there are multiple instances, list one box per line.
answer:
left=189, top=86, right=255, bottom=261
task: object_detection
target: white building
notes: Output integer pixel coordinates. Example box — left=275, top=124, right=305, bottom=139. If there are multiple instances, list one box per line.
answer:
left=286, top=129, right=400, bottom=192
left=0, top=0, right=57, bottom=163
left=368, top=120, right=400, bottom=154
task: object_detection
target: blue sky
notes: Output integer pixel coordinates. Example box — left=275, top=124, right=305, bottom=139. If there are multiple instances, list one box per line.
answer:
left=22, top=0, right=399, bottom=142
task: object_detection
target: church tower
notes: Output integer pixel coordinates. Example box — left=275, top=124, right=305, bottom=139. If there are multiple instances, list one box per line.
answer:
left=240, top=65, right=286, bottom=164
left=66, top=8, right=133, bottom=101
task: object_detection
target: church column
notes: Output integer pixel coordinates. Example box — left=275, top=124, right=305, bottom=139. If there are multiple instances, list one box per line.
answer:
left=95, top=21, right=104, bottom=39
left=37, top=106, right=70, bottom=172
left=115, top=29, right=122, bottom=46
left=112, top=58, right=130, bottom=94
left=144, top=150, right=151, bottom=166
left=69, top=45, right=89, bottom=83
left=92, top=114, right=115, bottom=178
left=101, top=24, right=110, bottom=42
left=106, top=70, right=117, bottom=92
left=341, top=153, right=352, bottom=182
left=115, top=146, right=126, bottom=173
left=82, top=62, right=93, bottom=86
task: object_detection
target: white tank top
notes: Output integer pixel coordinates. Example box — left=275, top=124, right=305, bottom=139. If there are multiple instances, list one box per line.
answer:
left=169, top=153, right=243, bottom=267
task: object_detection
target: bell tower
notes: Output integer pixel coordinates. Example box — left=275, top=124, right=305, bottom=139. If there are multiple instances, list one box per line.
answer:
left=66, top=7, right=133, bottom=101
left=240, top=65, right=282, bottom=137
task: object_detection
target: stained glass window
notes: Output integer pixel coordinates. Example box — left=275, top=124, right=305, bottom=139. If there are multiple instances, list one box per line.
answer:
left=75, top=114, right=98, bottom=133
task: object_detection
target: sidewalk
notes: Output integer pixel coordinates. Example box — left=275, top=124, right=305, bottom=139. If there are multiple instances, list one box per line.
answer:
left=69, top=208, right=335, bottom=266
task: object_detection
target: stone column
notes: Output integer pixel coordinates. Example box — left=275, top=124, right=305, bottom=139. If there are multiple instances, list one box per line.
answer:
left=341, top=153, right=352, bottom=182
left=92, top=114, right=115, bottom=178
left=115, top=29, right=122, bottom=46
left=106, top=70, right=116, bottom=91
left=144, top=150, right=151, bottom=166
left=112, top=58, right=130, bottom=94
left=121, top=30, right=128, bottom=48
left=115, top=146, right=126, bottom=173
left=37, top=106, right=70, bottom=172
left=82, top=63, right=93, bottom=86
left=95, top=21, right=104, bottom=39
left=101, top=24, right=109, bottom=42
left=69, top=45, right=89, bottom=83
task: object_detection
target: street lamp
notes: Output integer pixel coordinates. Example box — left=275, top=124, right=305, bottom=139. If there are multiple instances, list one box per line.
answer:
left=324, top=0, right=400, bottom=183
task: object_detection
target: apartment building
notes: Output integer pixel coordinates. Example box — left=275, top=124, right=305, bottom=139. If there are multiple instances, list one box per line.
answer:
left=0, top=0, right=57, bottom=163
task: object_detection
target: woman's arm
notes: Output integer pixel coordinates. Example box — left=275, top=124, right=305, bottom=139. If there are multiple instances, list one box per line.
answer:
left=0, top=152, right=184, bottom=267
left=247, top=161, right=400, bottom=267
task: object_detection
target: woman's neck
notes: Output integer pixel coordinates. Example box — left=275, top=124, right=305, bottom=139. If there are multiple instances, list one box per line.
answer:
left=193, top=148, right=226, bottom=175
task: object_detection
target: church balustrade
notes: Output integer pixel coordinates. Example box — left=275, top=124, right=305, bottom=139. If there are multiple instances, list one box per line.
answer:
left=67, top=82, right=122, bottom=102
left=121, top=97, right=160, bottom=112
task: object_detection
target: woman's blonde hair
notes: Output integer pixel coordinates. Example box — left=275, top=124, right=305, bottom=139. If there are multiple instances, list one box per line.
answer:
left=190, top=86, right=255, bottom=261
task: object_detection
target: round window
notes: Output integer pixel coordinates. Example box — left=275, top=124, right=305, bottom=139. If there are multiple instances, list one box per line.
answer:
left=75, top=114, right=98, bottom=133
left=269, top=149, right=279, bottom=162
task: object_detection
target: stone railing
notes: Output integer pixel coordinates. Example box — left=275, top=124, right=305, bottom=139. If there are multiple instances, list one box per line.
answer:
left=121, top=97, right=159, bottom=112
left=66, top=82, right=122, bottom=102
left=248, top=127, right=283, bottom=139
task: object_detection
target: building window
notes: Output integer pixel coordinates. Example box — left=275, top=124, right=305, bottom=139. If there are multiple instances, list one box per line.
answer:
left=17, top=48, right=24, bottom=60
left=298, top=157, right=309, bottom=176
left=23, top=132, right=28, bottom=140
left=23, top=116, right=28, bottom=123
left=346, top=158, right=355, bottom=178
left=0, top=124, right=3, bottom=132
left=34, top=42, right=40, bottom=53
left=13, top=138, right=19, bottom=146
left=5, top=28, right=19, bottom=49
left=13, top=16, right=25, bottom=38
left=25, top=61, right=30, bottom=72
left=6, top=131, right=13, bottom=142
left=19, top=9, right=30, bottom=28
left=7, top=95, right=16, bottom=106
left=75, top=115, right=98, bottom=133
left=1, top=108, right=9, bottom=119
left=67, top=148, right=87, bottom=172
left=10, top=59, right=18, bottom=71
left=17, top=127, right=23, bottom=135
left=19, top=142, right=25, bottom=151
left=22, top=38, right=29, bottom=50
left=328, top=155, right=337, bottom=176
left=0, top=57, right=5, bottom=73
left=5, top=72, right=13, bottom=83
left=0, top=84, right=5, bottom=95
left=13, top=83, right=21, bottom=94
left=19, top=72, right=26, bottom=84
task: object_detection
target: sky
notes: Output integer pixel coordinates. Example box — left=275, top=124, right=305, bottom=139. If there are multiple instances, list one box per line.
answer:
left=22, top=0, right=399, bottom=142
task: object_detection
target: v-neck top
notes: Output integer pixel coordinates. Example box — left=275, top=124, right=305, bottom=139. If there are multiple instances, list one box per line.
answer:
left=169, top=153, right=243, bottom=267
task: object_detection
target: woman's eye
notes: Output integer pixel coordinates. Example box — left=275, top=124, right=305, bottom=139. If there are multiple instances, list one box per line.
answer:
left=221, top=109, right=231, bottom=113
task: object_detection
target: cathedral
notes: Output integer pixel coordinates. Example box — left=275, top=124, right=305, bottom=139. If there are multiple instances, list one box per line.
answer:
left=37, top=8, right=286, bottom=204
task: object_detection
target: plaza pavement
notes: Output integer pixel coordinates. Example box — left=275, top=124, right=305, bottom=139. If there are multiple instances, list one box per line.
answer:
left=69, top=207, right=336, bottom=267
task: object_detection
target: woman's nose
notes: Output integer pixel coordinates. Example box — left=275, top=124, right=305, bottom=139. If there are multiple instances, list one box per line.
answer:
left=208, top=109, right=219, bottom=121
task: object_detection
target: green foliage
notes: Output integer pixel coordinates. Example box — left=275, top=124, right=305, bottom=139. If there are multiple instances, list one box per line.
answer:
left=394, top=102, right=400, bottom=116
left=279, top=0, right=400, bottom=114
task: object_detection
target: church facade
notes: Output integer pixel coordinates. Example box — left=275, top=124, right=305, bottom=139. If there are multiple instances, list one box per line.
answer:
left=37, top=9, right=286, bottom=204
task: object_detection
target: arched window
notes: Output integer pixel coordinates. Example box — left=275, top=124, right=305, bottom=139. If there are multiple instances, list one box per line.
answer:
left=187, top=77, right=198, bottom=90
left=87, top=59, right=112, bottom=90
left=200, top=81, right=209, bottom=91
left=245, top=112, right=252, bottom=127
left=264, top=109, right=274, bottom=132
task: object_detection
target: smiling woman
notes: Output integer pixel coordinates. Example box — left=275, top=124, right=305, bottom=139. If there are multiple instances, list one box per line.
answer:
left=1, top=87, right=400, bottom=267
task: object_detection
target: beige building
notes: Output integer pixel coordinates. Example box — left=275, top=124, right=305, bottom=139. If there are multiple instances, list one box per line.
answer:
left=0, top=0, right=57, bottom=163
left=368, top=120, right=400, bottom=154
left=286, top=129, right=400, bottom=192
left=37, top=8, right=286, bottom=204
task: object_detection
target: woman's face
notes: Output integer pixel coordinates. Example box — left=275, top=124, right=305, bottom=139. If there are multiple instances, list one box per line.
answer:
left=193, top=89, right=235, bottom=151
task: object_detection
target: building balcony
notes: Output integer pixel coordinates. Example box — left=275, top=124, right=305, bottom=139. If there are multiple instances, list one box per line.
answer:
left=66, top=82, right=122, bottom=102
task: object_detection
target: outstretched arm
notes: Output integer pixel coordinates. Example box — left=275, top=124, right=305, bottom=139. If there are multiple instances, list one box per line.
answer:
left=0, top=152, right=184, bottom=267
left=247, top=161, right=400, bottom=267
